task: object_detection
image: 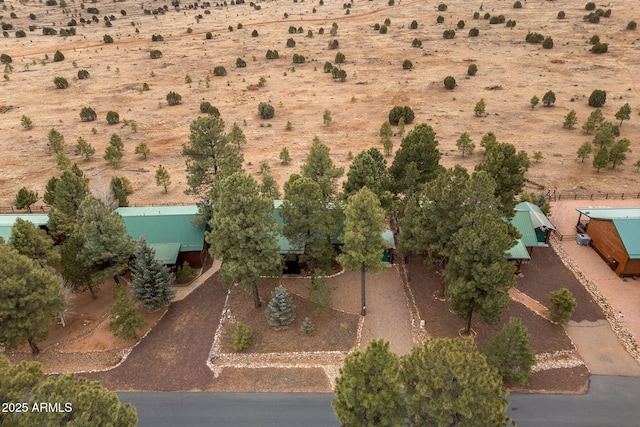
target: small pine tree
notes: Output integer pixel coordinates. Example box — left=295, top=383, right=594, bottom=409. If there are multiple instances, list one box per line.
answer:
left=134, top=142, right=151, bottom=159
left=563, top=110, right=578, bottom=129
left=53, top=50, right=65, bottom=62
left=279, top=147, right=292, bottom=165
left=166, top=91, right=182, bottom=106
left=383, top=137, right=393, bottom=157
left=300, top=317, right=314, bottom=335
left=131, top=237, right=176, bottom=312
left=323, top=109, right=332, bottom=126
left=104, top=145, right=123, bottom=168
left=482, top=317, right=536, bottom=386
left=549, top=288, right=577, bottom=323
left=265, top=286, right=296, bottom=331
left=15, top=187, right=38, bottom=212
left=175, top=262, right=195, bottom=284
left=232, top=322, right=252, bottom=351
left=397, top=117, right=405, bottom=136
left=530, top=95, right=539, bottom=110
left=21, top=115, right=33, bottom=130
left=110, top=176, right=133, bottom=207
left=456, top=132, right=475, bottom=157
left=542, top=90, right=556, bottom=107
left=474, top=98, right=486, bottom=116
left=155, top=165, right=171, bottom=193
left=108, top=284, right=147, bottom=340
left=615, top=103, right=631, bottom=127
left=379, top=121, right=393, bottom=142
left=56, top=152, right=72, bottom=171
left=592, top=146, right=609, bottom=171
left=533, top=151, right=543, bottom=163
left=443, top=75, right=456, bottom=89
left=106, top=111, right=120, bottom=125
left=74, top=137, right=95, bottom=160
left=47, top=128, right=65, bottom=154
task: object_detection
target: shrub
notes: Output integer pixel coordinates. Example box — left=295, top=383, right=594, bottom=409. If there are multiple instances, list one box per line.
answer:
left=15, top=30, right=26, bottom=38
left=410, top=20, right=418, bottom=29
left=199, top=102, right=220, bottom=116
left=80, top=107, right=97, bottom=122
left=525, top=32, right=544, bottom=43
left=467, top=63, right=478, bottom=76
left=627, top=21, right=637, bottom=30
left=288, top=25, right=297, bottom=34
left=53, top=50, right=65, bottom=62
left=542, top=90, right=556, bottom=107
left=588, top=89, right=606, bottom=107
left=175, top=262, right=195, bottom=284
left=335, top=52, right=345, bottom=64
left=292, top=53, right=305, bottom=64
left=323, top=61, right=333, bottom=73
left=506, top=19, right=516, bottom=28
left=104, top=145, right=123, bottom=168
left=106, top=111, right=120, bottom=124
left=482, top=317, right=535, bottom=386
left=457, top=20, right=465, bottom=29
left=513, top=0, right=522, bottom=8
left=443, top=75, right=456, bottom=90
left=0, top=53, right=12, bottom=64
left=328, top=39, right=339, bottom=49
left=232, top=322, right=252, bottom=351
left=489, top=15, right=505, bottom=24
left=205, top=31, right=212, bottom=39
left=388, top=106, right=415, bottom=125
left=591, top=42, right=608, bottom=53
left=280, top=147, right=291, bottom=165
left=103, top=34, right=114, bottom=43
left=77, top=69, right=90, bottom=79
left=437, top=3, right=447, bottom=11
left=585, top=2, right=595, bottom=11
left=549, top=288, right=577, bottom=323
left=436, top=15, right=444, bottom=24
left=151, top=34, right=164, bottom=41
left=374, top=23, right=380, bottom=30
left=475, top=98, right=486, bottom=116
left=384, top=18, right=391, bottom=26
left=483, top=12, right=491, bottom=19
left=150, top=49, right=162, bottom=59
left=412, top=38, right=422, bottom=47
left=557, top=11, right=565, bottom=19
left=266, top=49, right=279, bottom=59
left=236, top=57, right=246, bottom=68
left=252, top=29, right=259, bottom=37
left=300, top=317, right=314, bottom=335
left=379, top=25, right=388, bottom=34
left=213, top=66, right=227, bottom=76
left=590, top=34, right=600, bottom=44
left=443, top=29, right=456, bottom=39
left=469, top=27, right=479, bottom=37
left=402, top=59, right=413, bottom=70
left=21, top=115, right=33, bottom=130
left=265, top=286, right=296, bottom=331
left=54, top=76, right=68, bottom=89
left=142, top=82, right=150, bottom=91
left=585, top=12, right=599, bottom=23
left=286, top=38, right=296, bottom=47
left=542, top=37, right=554, bottom=49
left=258, top=102, right=275, bottom=119
left=166, top=91, right=182, bottom=106
left=87, top=7, right=100, bottom=14
left=473, top=11, right=480, bottom=19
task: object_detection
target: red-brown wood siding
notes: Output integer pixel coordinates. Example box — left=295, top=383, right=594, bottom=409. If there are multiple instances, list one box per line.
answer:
left=623, top=259, right=640, bottom=277
left=586, top=219, right=630, bottom=276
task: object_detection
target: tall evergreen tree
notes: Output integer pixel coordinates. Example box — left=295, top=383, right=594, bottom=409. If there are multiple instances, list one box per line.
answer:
left=0, top=355, right=43, bottom=426
left=208, top=172, right=282, bottom=308
left=343, top=148, right=393, bottom=211
left=9, top=218, right=59, bottom=267
left=131, top=237, right=176, bottom=312
left=0, top=245, right=65, bottom=354
left=482, top=317, right=536, bottom=386
left=337, top=187, right=387, bottom=316
left=259, top=161, right=281, bottom=199
left=21, top=374, right=137, bottom=427
left=110, top=176, right=134, bottom=207
left=332, top=339, right=404, bottom=427
left=389, top=123, right=444, bottom=195
left=45, top=163, right=90, bottom=242
left=75, top=196, right=135, bottom=298
left=300, top=136, right=344, bottom=199
left=264, top=286, right=296, bottom=330
left=182, top=115, right=244, bottom=220
left=444, top=211, right=518, bottom=335
left=609, top=138, right=631, bottom=169
left=475, top=142, right=530, bottom=217
left=400, top=338, right=510, bottom=426
left=109, top=284, right=147, bottom=340
left=592, top=146, right=609, bottom=172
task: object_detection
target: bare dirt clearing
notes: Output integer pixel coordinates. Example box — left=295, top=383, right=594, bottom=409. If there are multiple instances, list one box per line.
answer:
left=1, top=0, right=640, bottom=209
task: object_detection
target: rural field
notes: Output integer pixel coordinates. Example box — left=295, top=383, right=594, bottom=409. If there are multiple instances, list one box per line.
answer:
left=1, top=0, right=639, bottom=209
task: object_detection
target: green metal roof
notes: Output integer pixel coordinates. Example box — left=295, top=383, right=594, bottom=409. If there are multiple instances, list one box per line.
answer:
left=612, top=219, right=640, bottom=259
left=115, top=206, right=204, bottom=252
left=382, top=229, right=396, bottom=249
left=148, top=243, right=181, bottom=264
left=270, top=201, right=304, bottom=254
left=509, top=210, right=539, bottom=248
left=0, top=214, right=50, bottom=242
left=516, top=201, right=556, bottom=230
left=506, top=239, right=531, bottom=260
left=577, top=208, right=640, bottom=220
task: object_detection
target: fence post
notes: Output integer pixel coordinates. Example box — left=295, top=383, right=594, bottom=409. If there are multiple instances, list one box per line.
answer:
left=622, top=193, right=624, bottom=200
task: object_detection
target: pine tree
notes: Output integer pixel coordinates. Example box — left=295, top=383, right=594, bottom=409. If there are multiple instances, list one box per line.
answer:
left=74, top=137, right=96, bottom=160
left=577, top=141, right=593, bottom=162
left=208, top=172, right=282, bottom=307
left=259, top=161, right=281, bottom=199
left=9, top=218, right=59, bottom=267
left=0, top=245, right=65, bottom=354
left=482, top=317, right=536, bottom=385
left=109, top=284, right=147, bottom=340
left=300, top=137, right=344, bottom=199
left=279, top=147, right=292, bottom=165
left=47, top=128, right=65, bottom=154
left=110, top=176, right=134, bottom=207
left=474, top=98, right=486, bottom=116
left=131, top=237, right=176, bottom=312
left=549, top=288, right=577, bottom=323
left=383, top=137, right=393, bottom=157
left=104, top=145, right=123, bottom=168
left=444, top=211, right=518, bottom=335
left=582, top=109, right=604, bottom=134
left=300, top=317, right=314, bottom=335
left=332, top=339, right=404, bottom=426
left=22, top=374, right=137, bottom=427
left=379, top=121, right=393, bottom=142
left=592, top=146, right=609, bottom=172
left=456, top=132, right=475, bottom=157
left=337, top=187, right=387, bottom=316
left=615, top=103, right=631, bottom=126
left=228, top=122, right=247, bottom=148
left=563, top=110, right=578, bottom=129
left=264, top=286, right=296, bottom=330
left=134, top=142, right=151, bottom=159
left=400, top=338, right=511, bottom=426
left=155, top=164, right=171, bottom=193
left=343, top=148, right=393, bottom=211
left=323, top=109, right=332, bottom=126
left=15, top=187, right=38, bottom=212
left=0, top=355, right=43, bottom=425
left=530, top=95, right=539, bottom=110
left=609, top=138, right=631, bottom=169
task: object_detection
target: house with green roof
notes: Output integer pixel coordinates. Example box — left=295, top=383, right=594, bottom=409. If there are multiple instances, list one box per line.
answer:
left=115, top=206, right=207, bottom=267
left=515, top=201, right=556, bottom=244
left=0, top=214, right=49, bottom=242
left=575, top=208, right=640, bottom=278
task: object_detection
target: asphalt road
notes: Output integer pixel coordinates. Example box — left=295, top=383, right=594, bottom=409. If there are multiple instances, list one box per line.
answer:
left=118, top=376, right=640, bottom=427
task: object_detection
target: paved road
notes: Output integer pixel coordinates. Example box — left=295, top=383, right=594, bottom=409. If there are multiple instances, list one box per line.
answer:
left=119, top=376, right=640, bottom=427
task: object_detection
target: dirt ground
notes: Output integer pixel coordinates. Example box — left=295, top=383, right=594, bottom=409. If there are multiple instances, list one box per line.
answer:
left=1, top=0, right=640, bottom=211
